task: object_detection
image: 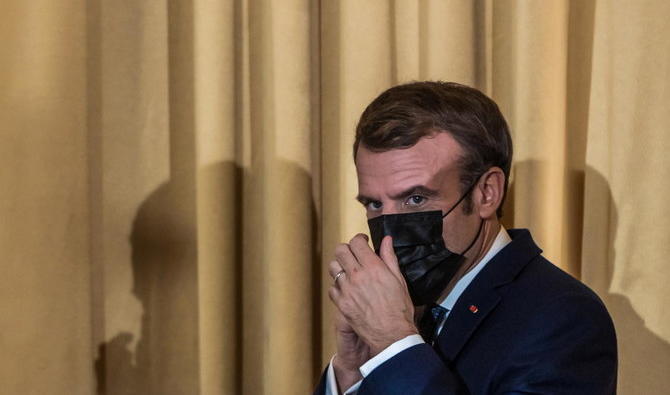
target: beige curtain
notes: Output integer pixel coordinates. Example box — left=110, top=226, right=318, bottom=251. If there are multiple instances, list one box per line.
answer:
left=1, top=1, right=668, bottom=394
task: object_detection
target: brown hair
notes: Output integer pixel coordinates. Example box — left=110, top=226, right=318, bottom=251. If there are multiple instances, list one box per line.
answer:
left=353, top=81, right=513, bottom=217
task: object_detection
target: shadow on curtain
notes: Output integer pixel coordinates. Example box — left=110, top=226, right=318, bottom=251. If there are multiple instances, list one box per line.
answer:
left=93, top=161, right=321, bottom=394
left=585, top=167, right=670, bottom=393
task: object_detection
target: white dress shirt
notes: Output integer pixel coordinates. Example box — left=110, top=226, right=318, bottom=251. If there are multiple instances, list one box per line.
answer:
left=325, top=227, right=512, bottom=395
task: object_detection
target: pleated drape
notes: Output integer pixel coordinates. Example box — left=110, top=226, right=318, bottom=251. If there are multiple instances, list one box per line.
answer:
left=1, top=1, right=669, bottom=394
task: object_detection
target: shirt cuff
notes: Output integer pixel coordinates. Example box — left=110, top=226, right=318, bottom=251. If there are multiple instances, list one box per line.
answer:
left=326, top=356, right=362, bottom=395
left=359, top=334, right=424, bottom=377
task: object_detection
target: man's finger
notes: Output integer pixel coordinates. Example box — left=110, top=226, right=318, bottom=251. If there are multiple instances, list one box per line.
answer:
left=334, top=243, right=359, bottom=273
left=328, top=282, right=352, bottom=315
left=328, top=283, right=342, bottom=303
left=348, top=233, right=377, bottom=266
left=328, top=260, right=344, bottom=279
left=380, top=235, right=403, bottom=281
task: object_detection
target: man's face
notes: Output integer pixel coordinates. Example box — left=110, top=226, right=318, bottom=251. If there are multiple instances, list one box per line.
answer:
left=355, top=132, right=481, bottom=254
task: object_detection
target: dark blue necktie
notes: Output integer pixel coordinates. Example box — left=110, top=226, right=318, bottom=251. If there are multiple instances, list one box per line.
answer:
left=419, top=303, right=448, bottom=345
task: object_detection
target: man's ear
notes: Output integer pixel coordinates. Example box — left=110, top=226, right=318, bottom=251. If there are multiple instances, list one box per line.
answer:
left=475, top=167, right=505, bottom=219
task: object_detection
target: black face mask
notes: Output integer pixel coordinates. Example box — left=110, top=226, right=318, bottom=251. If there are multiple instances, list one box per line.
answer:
left=367, top=186, right=483, bottom=306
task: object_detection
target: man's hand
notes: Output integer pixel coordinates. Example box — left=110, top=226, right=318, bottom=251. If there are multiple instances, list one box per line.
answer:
left=328, top=234, right=418, bottom=358
left=331, top=308, right=369, bottom=394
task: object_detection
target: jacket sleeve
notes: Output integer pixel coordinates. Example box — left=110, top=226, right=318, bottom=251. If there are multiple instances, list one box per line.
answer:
left=356, top=343, right=468, bottom=395
left=492, top=292, right=617, bottom=394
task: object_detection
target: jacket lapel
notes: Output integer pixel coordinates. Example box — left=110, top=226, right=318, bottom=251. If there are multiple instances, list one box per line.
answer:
left=435, top=229, right=542, bottom=362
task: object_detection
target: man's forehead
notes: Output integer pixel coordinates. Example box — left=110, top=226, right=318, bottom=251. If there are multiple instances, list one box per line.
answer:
left=356, top=133, right=462, bottom=172
left=355, top=133, right=463, bottom=196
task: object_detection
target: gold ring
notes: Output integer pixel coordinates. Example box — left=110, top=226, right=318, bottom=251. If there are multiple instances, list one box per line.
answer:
left=334, top=270, right=346, bottom=284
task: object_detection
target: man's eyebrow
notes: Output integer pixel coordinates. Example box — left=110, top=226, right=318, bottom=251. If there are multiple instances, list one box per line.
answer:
left=355, top=186, right=439, bottom=205
left=356, top=194, right=376, bottom=205
left=389, top=185, right=440, bottom=200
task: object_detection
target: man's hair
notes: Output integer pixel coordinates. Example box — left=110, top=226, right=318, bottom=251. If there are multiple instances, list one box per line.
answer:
left=353, top=81, right=513, bottom=217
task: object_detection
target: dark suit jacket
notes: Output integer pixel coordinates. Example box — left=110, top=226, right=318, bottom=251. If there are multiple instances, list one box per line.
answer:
left=314, top=229, right=617, bottom=394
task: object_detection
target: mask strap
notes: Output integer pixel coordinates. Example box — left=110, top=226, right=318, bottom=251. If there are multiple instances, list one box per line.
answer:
left=442, top=179, right=480, bottom=219
left=460, top=219, right=484, bottom=256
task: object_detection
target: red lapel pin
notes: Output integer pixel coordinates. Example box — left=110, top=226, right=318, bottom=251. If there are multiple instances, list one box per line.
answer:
left=469, top=305, right=479, bottom=313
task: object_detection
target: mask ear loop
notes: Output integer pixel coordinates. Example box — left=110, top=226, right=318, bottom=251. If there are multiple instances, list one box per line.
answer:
left=440, top=176, right=485, bottom=256
left=441, top=178, right=480, bottom=219
left=460, top=219, right=484, bottom=256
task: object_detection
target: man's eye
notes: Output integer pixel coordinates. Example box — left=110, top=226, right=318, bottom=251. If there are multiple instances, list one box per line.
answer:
left=405, top=195, right=425, bottom=206
left=366, top=201, right=383, bottom=211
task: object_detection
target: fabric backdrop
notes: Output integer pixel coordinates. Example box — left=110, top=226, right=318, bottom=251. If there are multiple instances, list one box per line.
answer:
left=1, top=1, right=668, bottom=394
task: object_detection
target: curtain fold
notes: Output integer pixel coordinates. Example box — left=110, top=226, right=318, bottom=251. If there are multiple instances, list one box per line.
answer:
left=1, top=1, right=669, bottom=394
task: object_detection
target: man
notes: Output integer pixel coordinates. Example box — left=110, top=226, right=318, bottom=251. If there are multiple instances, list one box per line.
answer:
left=314, top=82, right=617, bottom=394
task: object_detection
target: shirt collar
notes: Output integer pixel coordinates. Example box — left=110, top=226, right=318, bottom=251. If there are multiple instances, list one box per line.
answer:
left=439, top=226, right=512, bottom=311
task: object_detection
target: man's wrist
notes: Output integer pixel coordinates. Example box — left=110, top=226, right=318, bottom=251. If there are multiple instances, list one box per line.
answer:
left=332, top=355, right=363, bottom=393
left=359, top=334, right=424, bottom=378
left=368, top=326, right=419, bottom=357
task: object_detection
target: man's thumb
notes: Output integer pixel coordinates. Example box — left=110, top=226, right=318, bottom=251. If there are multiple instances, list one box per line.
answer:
left=380, top=235, right=402, bottom=279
